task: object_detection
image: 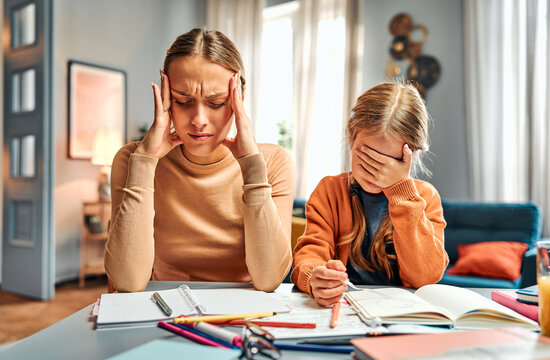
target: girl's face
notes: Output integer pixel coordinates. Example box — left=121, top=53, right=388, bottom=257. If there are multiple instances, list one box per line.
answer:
left=351, top=129, right=405, bottom=194
left=167, top=56, right=235, bottom=162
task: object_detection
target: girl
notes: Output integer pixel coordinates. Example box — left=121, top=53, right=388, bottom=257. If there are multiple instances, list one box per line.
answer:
left=291, top=82, right=448, bottom=306
left=105, top=28, right=295, bottom=293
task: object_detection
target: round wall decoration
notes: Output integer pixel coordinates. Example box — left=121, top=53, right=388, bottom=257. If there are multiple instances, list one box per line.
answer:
left=385, top=13, right=441, bottom=98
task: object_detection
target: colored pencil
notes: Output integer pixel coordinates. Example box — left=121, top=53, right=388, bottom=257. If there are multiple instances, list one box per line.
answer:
left=330, top=302, right=341, bottom=328
left=158, top=321, right=230, bottom=349
left=174, top=312, right=277, bottom=324
left=209, top=320, right=316, bottom=329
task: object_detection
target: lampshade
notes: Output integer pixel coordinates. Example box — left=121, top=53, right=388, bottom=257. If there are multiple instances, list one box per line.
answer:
left=91, top=128, right=122, bottom=166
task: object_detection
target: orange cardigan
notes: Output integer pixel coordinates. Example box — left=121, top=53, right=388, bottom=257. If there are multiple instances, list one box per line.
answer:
left=291, top=173, right=448, bottom=295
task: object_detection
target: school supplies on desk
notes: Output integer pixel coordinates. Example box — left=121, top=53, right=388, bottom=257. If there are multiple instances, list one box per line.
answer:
left=516, top=284, right=539, bottom=304
left=351, top=327, right=550, bottom=360
left=152, top=292, right=172, bottom=316
left=491, top=290, right=538, bottom=322
left=344, top=284, right=539, bottom=330
left=257, top=292, right=375, bottom=339
left=96, top=285, right=289, bottom=329
left=158, top=321, right=230, bottom=348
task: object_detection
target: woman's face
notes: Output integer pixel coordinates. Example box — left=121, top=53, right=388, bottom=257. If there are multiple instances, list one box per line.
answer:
left=350, top=129, right=405, bottom=194
left=167, top=56, right=235, bottom=160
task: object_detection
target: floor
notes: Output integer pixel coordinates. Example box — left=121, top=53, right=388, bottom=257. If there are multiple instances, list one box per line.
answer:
left=0, top=275, right=108, bottom=345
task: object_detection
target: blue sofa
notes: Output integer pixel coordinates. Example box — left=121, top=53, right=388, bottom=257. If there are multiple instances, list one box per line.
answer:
left=438, top=201, right=543, bottom=289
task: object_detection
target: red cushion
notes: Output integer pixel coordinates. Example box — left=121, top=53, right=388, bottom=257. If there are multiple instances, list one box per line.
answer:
left=447, top=241, right=528, bottom=281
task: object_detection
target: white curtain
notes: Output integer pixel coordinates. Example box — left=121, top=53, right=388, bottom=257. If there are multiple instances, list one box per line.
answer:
left=464, top=0, right=550, bottom=236
left=293, top=0, right=363, bottom=198
left=206, top=0, right=265, bottom=129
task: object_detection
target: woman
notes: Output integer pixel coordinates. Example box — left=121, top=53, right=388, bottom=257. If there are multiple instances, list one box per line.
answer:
left=291, top=82, right=448, bottom=306
left=105, top=28, right=295, bottom=292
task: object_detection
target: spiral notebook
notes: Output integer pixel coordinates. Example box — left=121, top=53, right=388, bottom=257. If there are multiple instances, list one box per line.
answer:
left=96, top=285, right=290, bottom=329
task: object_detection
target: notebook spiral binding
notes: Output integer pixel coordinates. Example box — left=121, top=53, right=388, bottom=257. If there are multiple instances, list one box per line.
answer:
left=177, top=285, right=207, bottom=315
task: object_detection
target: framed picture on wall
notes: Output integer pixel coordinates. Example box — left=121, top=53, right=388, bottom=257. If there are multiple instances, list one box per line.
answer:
left=67, top=60, right=127, bottom=159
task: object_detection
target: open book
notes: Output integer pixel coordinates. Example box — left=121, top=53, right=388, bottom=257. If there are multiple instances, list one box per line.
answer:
left=344, top=284, right=539, bottom=330
left=96, top=285, right=289, bottom=329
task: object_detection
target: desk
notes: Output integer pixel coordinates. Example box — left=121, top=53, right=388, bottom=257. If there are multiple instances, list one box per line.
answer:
left=1, top=281, right=368, bottom=360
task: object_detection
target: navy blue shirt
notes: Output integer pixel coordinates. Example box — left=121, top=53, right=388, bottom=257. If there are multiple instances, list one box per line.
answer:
left=346, top=184, right=402, bottom=286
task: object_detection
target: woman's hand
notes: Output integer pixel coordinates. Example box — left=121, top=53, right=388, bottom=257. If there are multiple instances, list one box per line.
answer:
left=310, top=260, right=349, bottom=306
left=354, top=144, right=413, bottom=189
left=135, top=71, right=183, bottom=158
left=222, top=72, right=259, bottom=159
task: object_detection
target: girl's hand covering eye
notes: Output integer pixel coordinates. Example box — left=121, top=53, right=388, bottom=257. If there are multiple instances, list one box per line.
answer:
left=354, top=144, right=413, bottom=189
left=135, top=71, right=183, bottom=158
left=221, top=72, right=259, bottom=159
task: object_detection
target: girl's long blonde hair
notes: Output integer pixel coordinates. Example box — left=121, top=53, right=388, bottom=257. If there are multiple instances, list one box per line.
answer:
left=341, top=82, right=430, bottom=279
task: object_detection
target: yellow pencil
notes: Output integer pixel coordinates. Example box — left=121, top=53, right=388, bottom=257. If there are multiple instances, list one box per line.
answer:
left=174, top=312, right=278, bottom=324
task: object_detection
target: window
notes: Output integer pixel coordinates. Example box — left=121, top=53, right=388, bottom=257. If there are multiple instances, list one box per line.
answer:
left=258, top=0, right=348, bottom=198
left=257, top=2, right=297, bottom=150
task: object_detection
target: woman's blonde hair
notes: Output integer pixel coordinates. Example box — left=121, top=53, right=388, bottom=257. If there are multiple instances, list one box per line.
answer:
left=341, top=82, right=430, bottom=279
left=163, top=28, right=246, bottom=90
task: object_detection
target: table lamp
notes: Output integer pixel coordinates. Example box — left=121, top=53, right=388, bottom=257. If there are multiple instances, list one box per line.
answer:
left=91, top=128, right=122, bottom=202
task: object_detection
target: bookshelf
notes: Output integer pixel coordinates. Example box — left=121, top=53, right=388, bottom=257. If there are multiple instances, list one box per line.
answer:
left=79, top=201, right=111, bottom=287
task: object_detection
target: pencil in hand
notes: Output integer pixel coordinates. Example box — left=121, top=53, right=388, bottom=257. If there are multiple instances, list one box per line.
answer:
left=330, top=302, right=341, bottom=328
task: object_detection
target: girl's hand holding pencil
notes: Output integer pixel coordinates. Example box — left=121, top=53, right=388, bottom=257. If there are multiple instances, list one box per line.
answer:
left=310, top=260, right=350, bottom=307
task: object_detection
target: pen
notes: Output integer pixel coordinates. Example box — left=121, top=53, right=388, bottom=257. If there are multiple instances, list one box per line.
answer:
left=330, top=302, right=341, bottom=328
left=345, top=280, right=361, bottom=290
left=152, top=292, right=172, bottom=316
left=210, top=320, right=316, bottom=329
left=365, top=331, right=417, bottom=337
left=158, top=321, right=229, bottom=348
left=183, top=321, right=244, bottom=347
left=273, top=342, right=353, bottom=353
left=174, top=312, right=277, bottom=324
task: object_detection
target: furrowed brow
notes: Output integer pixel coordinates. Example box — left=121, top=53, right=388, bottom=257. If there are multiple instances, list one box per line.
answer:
left=171, top=88, right=191, bottom=96
left=205, top=92, right=228, bottom=100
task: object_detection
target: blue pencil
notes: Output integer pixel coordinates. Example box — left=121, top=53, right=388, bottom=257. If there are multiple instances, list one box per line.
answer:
left=273, top=342, right=353, bottom=353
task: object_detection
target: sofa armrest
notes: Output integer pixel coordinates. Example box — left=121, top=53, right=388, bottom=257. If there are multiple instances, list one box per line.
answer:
left=291, top=216, right=307, bottom=251
left=520, top=246, right=538, bottom=288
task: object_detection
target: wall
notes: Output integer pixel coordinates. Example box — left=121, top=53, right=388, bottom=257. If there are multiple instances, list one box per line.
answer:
left=362, top=0, right=470, bottom=201
left=53, top=0, right=206, bottom=281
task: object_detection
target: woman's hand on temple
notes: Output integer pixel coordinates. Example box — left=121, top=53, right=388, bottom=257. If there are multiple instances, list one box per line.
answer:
left=354, top=144, right=413, bottom=189
left=222, top=72, right=259, bottom=159
left=135, top=71, right=183, bottom=158
left=310, top=260, right=349, bottom=306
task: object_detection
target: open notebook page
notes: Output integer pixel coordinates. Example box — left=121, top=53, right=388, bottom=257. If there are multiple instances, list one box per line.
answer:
left=260, top=292, right=373, bottom=339
left=97, top=287, right=290, bottom=328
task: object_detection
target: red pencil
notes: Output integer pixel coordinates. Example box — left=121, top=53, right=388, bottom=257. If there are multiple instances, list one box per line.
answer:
left=209, top=319, right=317, bottom=329
left=158, top=321, right=230, bottom=348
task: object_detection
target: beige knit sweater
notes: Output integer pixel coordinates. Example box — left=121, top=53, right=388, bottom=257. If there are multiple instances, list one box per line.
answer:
left=105, top=142, right=295, bottom=292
